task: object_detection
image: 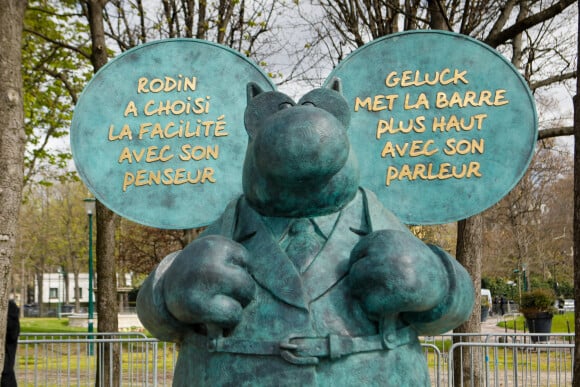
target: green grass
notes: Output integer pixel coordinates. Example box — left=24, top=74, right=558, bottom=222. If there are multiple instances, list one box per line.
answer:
left=498, top=312, right=574, bottom=333
left=20, top=318, right=89, bottom=334
left=21, top=317, right=153, bottom=337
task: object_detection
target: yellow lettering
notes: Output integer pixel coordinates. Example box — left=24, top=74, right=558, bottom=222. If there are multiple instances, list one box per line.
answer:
left=438, top=68, right=452, bottom=85
left=453, top=69, right=468, bottom=85
left=145, top=145, right=174, bottom=163
left=412, top=163, right=427, bottom=180
left=184, top=76, right=197, bottom=91
left=462, top=91, right=477, bottom=107
left=399, top=164, right=412, bottom=180
left=474, top=114, right=487, bottom=129
left=124, top=101, right=138, bottom=117
left=201, top=167, right=216, bottom=183
left=118, top=147, right=131, bottom=163
left=354, top=97, right=371, bottom=112
left=372, top=95, right=387, bottom=111
left=109, top=124, right=133, bottom=141
left=494, top=89, right=509, bottom=106
left=143, top=101, right=156, bottom=116
left=135, top=169, right=149, bottom=186
left=385, top=166, right=398, bottom=186
left=479, top=90, right=493, bottom=106
left=400, top=71, right=413, bottom=87
left=173, top=168, right=187, bottom=185
left=435, top=90, right=508, bottom=108
left=137, top=78, right=148, bottom=93
left=163, top=122, right=178, bottom=138
left=409, top=140, right=438, bottom=157
left=150, top=123, right=164, bottom=139
left=436, top=92, right=448, bottom=109
left=467, top=161, right=482, bottom=177
left=139, top=123, right=152, bottom=139
left=381, top=141, right=396, bottom=158
left=122, top=172, right=135, bottom=192
left=384, top=161, right=483, bottom=186
left=385, top=72, right=399, bottom=87
left=215, top=116, right=228, bottom=136
left=443, top=138, right=485, bottom=155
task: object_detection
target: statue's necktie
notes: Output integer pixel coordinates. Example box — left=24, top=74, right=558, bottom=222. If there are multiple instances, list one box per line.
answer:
left=284, top=218, right=322, bottom=273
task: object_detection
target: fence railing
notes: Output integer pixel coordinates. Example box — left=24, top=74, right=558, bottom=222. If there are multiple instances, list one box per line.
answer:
left=16, top=333, right=177, bottom=387
left=423, top=332, right=574, bottom=386
left=15, top=332, right=574, bottom=386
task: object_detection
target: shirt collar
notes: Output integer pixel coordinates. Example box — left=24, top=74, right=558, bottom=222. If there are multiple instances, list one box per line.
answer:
left=263, top=211, right=340, bottom=242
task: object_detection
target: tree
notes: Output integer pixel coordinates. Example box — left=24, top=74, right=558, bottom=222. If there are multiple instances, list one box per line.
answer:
left=118, top=220, right=195, bottom=279
left=14, top=180, right=90, bottom=315
left=573, top=3, right=579, bottom=385
left=0, top=0, right=27, bottom=376
left=22, top=0, right=92, bottom=186
left=483, top=141, right=573, bottom=295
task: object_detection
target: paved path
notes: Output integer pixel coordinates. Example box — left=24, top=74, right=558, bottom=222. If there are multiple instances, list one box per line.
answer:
left=481, top=314, right=516, bottom=334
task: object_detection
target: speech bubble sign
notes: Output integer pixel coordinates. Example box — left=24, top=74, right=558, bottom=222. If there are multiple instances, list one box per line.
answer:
left=71, top=39, right=275, bottom=229
left=325, top=31, right=538, bottom=225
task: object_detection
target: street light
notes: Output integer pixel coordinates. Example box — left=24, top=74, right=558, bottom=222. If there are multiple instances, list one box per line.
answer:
left=83, top=197, right=96, bottom=355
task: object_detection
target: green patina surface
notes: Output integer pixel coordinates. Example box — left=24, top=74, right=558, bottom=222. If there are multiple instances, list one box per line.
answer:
left=136, top=80, right=475, bottom=386
left=71, top=39, right=274, bottom=229
left=70, top=31, right=540, bottom=386
left=326, top=30, right=537, bottom=225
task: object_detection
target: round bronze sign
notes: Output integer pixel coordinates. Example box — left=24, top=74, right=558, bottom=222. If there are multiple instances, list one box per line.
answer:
left=325, top=31, right=537, bottom=224
left=72, top=39, right=275, bottom=229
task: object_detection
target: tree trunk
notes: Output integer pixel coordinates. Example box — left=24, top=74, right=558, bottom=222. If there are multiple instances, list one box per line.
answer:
left=427, top=0, right=450, bottom=31
left=74, top=271, right=81, bottom=313
left=0, top=0, right=27, bottom=377
left=85, top=1, right=119, bottom=385
left=454, top=216, right=483, bottom=386
left=95, top=201, right=119, bottom=386
left=425, top=1, right=483, bottom=384
left=572, top=2, right=580, bottom=386
left=64, top=270, right=70, bottom=306
left=36, top=270, right=44, bottom=316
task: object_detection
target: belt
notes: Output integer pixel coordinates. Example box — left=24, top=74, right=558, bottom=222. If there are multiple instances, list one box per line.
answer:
left=206, top=326, right=415, bottom=365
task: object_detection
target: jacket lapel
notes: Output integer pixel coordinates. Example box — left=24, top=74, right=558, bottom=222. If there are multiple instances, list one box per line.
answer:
left=234, top=198, right=308, bottom=310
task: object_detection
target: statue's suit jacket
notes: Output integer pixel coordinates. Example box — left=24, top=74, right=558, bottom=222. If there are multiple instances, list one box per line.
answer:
left=137, top=188, right=474, bottom=386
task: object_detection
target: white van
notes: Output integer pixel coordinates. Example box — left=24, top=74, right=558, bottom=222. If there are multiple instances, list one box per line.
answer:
left=481, top=288, right=492, bottom=313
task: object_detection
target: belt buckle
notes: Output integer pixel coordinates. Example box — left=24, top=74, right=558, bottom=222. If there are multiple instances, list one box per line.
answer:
left=279, top=335, right=320, bottom=365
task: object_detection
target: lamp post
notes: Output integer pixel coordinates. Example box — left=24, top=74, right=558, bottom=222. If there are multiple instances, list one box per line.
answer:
left=83, top=197, right=96, bottom=355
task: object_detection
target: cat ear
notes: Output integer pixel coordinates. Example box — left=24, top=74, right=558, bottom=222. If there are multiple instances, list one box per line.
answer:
left=247, top=82, right=264, bottom=103
left=297, top=78, right=350, bottom=129
left=245, top=83, right=295, bottom=139
left=326, top=77, right=343, bottom=94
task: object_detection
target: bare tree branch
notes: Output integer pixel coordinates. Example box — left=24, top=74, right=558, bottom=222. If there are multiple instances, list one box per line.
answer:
left=531, top=71, right=577, bottom=91
left=487, top=0, right=518, bottom=38
left=538, top=126, right=574, bottom=139
left=485, top=0, right=576, bottom=48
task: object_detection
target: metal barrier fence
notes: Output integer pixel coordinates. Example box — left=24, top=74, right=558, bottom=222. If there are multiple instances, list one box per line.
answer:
left=15, top=332, right=575, bottom=386
left=423, top=332, right=575, bottom=386
left=15, top=333, right=177, bottom=387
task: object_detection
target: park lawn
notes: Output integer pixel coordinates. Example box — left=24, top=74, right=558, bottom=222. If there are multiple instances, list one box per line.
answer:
left=21, top=317, right=94, bottom=334
left=498, top=312, right=575, bottom=333
left=20, top=317, right=152, bottom=336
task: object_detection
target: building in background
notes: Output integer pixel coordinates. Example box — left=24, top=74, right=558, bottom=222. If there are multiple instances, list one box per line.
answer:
left=24, top=272, right=133, bottom=317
